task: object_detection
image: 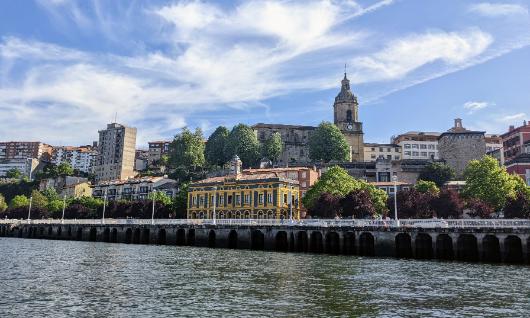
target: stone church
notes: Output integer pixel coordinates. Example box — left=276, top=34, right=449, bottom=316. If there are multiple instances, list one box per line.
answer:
left=253, top=73, right=364, bottom=164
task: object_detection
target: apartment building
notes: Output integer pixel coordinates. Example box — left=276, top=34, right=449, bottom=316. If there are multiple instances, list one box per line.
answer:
left=0, top=158, right=39, bottom=179
left=148, top=141, right=171, bottom=166
left=501, top=121, right=530, bottom=163
left=364, top=143, right=401, bottom=161
left=51, top=145, right=97, bottom=173
left=93, top=176, right=179, bottom=201
left=94, top=123, right=137, bottom=182
left=0, top=141, right=53, bottom=161
left=391, top=132, right=440, bottom=160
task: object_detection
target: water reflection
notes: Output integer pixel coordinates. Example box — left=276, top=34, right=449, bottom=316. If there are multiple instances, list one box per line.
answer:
left=0, top=238, right=529, bottom=317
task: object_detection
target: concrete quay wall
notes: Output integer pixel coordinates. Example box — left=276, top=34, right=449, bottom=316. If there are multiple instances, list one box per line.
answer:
left=1, top=223, right=529, bottom=264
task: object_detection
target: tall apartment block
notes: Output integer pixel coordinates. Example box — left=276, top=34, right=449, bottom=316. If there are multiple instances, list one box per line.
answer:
left=94, top=123, right=137, bottom=182
left=0, top=141, right=53, bottom=161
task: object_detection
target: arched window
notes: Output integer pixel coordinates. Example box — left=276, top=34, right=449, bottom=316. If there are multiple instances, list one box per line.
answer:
left=346, top=110, right=352, bottom=122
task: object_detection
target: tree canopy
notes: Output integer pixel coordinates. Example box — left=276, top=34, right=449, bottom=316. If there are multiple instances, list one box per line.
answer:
left=224, top=124, right=260, bottom=168
left=205, top=126, right=230, bottom=167
left=0, top=194, right=7, bottom=212
left=169, top=128, right=206, bottom=174
left=262, top=132, right=283, bottom=163
left=415, top=180, right=440, bottom=195
left=303, top=166, right=387, bottom=215
left=463, top=156, right=529, bottom=210
left=6, top=168, right=22, bottom=179
left=10, top=195, right=29, bottom=209
left=418, top=162, right=454, bottom=187
left=308, top=122, right=350, bottom=162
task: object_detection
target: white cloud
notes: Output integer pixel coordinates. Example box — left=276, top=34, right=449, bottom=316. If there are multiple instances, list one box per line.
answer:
left=350, top=29, right=493, bottom=83
left=464, top=101, right=491, bottom=114
left=500, top=113, right=527, bottom=122
left=469, top=3, right=528, bottom=17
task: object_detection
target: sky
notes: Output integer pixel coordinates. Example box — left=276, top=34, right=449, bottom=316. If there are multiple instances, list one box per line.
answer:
left=0, top=0, right=529, bottom=148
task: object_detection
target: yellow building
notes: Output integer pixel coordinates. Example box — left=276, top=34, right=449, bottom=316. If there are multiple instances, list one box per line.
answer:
left=187, top=156, right=300, bottom=220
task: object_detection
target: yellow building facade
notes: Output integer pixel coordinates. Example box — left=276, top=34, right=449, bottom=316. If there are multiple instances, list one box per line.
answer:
left=187, top=173, right=300, bottom=220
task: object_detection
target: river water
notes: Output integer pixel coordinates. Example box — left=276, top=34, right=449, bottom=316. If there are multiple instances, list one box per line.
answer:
left=0, top=238, right=529, bottom=317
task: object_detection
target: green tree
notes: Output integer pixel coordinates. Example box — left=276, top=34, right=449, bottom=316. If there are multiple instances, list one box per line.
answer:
left=224, top=124, right=260, bottom=168
left=0, top=194, right=7, bottom=212
left=57, top=162, right=74, bottom=176
left=418, top=162, right=455, bottom=187
left=169, top=128, right=206, bottom=173
left=205, top=126, right=230, bottom=166
left=415, top=180, right=440, bottom=195
left=262, top=132, right=283, bottom=163
left=463, top=156, right=528, bottom=210
left=148, top=191, right=172, bottom=206
left=47, top=199, right=65, bottom=216
left=6, top=168, right=22, bottom=179
left=31, top=190, right=48, bottom=209
left=308, top=122, right=349, bottom=162
left=303, top=166, right=388, bottom=215
left=10, top=195, right=29, bottom=209
left=42, top=188, right=60, bottom=202
left=172, top=182, right=189, bottom=218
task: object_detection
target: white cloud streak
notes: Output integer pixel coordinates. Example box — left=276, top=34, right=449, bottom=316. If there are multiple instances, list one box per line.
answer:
left=469, top=3, right=528, bottom=17
left=464, top=101, right=491, bottom=114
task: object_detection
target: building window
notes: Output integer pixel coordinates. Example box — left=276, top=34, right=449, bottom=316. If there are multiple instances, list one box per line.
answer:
left=404, top=144, right=411, bottom=149
left=371, top=154, right=376, bottom=159
left=219, top=195, right=224, bottom=205
left=301, top=171, right=306, bottom=178
left=379, top=147, right=383, bottom=152
left=405, top=151, right=411, bottom=156
left=236, top=195, right=241, bottom=205
left=428, top=144, right=435, bottom=149
left=394, top=155, right=400, bottom=160
left=387, top=155, right=391, bottom=159
left=244, top=194, right=250, bottom=204
left=301, top=181, right=307, bottom=188
left=259, top=193, right=264, bottom=204
left=412, top=151, right=419, bottom=156
left=412, top=144, right=418, bottom=149
left=420, top=144, right=427, bottom=149
left=387, top=148, right=391, bottom=152
left=267, top=193, right=273, bottom=203
left=421, top=152, right=427, bottom=157
left=228, top=195, right=233, bottom=204
left=283, top=194, right=288, bottom=204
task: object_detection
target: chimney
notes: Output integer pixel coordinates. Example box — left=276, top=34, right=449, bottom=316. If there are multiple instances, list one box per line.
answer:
left=524, top=120, right=528, bottom=126
left=509, top=125, right=515, bottom=132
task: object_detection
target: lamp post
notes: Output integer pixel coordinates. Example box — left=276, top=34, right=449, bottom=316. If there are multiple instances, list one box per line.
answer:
left=61, top=194, right=67, bottom=224
left=27, top=196, right=33, bottom=224
left=288, top=183, right=293, bottom=224
left=26, top=158, right=33, bottom=181
left=392, top=174, right=399, bottom=227
left=212, top=186, right=217, bottom=225
left=151, top=189, right=156, bottom=225
left=102, top=188, right=107, bottom=225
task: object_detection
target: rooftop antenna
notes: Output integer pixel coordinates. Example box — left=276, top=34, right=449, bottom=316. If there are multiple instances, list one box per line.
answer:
left=344, top=63, right=347, bottom=75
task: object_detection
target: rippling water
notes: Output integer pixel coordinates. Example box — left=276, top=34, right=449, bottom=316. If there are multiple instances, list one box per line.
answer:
left=1, top=237, right=529, bottom=317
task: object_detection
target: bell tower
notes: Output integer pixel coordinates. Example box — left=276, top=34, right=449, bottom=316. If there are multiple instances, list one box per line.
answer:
left=333, top=72, right=364, bottom=161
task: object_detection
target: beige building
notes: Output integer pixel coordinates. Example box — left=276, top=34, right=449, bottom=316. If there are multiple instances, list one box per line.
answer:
left=94, top=123, right=137, bottom=182
left=0, top=141, right=53, bottom=161
left=253, top=73, right=364, bottom=164
left=148, top=141, right=171, bottom=166
left=364, top=143, right=401, bottom=161
left=93, top=176, right=179, bottom=201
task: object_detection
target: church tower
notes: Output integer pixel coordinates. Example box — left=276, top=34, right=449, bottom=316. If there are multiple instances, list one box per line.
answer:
left=333, top=73, right=364, bottom=161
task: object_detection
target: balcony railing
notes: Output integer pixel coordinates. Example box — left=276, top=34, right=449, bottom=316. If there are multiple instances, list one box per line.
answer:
left=2, top=218, right=530, bottom=228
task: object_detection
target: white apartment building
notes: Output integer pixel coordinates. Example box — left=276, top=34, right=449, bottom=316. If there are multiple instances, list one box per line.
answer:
left=364, top=143, right=401, bottom=161
left=93, top=176, right=179, bottom=201
left=52, top=146, right=97, bottom=173
left=0, top=158, right=39, bottom=179
left=391, top=132, right=440, bottom=160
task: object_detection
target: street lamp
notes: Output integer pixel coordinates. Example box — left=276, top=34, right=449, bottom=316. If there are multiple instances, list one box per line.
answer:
left=212, top=186, right=217, bottom=225
left=151, top=189, right=156, bottom=225
left=392, top=174, right=399, bottom=227
left=102, top=188, right=108, bottom=225
left=288, top=183, right=293, bottom=224
left=61, top=193, right=67, bottom=224
left=27, top=196, right=33, bottom=224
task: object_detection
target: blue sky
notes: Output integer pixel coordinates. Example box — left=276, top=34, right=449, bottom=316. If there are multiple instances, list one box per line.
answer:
left=1, top=0, right=529, bottom=147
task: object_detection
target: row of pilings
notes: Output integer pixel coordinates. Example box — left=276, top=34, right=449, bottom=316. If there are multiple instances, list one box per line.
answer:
left=1, top=223, right=529, bottom=264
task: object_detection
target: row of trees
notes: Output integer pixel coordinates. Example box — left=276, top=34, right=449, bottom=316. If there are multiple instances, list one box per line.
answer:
left=167, top=121, right=351, bottom=181
left=388, top=156, right=530, bottom=219
left=0, top=186, right=190, bottom=220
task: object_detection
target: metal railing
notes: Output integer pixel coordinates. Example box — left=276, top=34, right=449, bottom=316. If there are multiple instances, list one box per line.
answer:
left=2, top=218, right=530, bottom=228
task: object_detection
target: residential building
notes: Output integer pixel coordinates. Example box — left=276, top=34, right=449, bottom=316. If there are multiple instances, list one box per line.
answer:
left=51, top=145, right=97, bottom=173
left=253, top=73, right=364, bottom=164
left=364, top=143, right=401, bottom=161
left=505, top=140, right=530, bottom=186
left=485, top=134, right=502, bottom=153
left=244, top=166, right=319, bottom=217
left=148, top=141, right=171, bottom=166
left=135, top=150, right=149, bottom=171
left=94, top=123, right=137, bottom=182
left=0, top=158, right=39, bottom=179
left=370, top=181, right=412, bottom=195
left=93, top=176, right=179, bottom=201
left=501, top=121, right=530, bottom=163
left=39, top=176, right=92, bottom=198
left=0, top=141, right=53, bottom=161
left=438, top=118, right=486, bottom=177
left=391, top=132, right=440, bottom=160
left=188, top=156, right=300, bottom=219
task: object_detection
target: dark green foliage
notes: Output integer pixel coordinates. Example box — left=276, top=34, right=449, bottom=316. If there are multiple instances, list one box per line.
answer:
left=340, top=190, right=376, bottom=219
left=262, top=132, right=283, bottom=163
left=418, top=162, right=455, bottom=187
left=224, top=124, right=260, bottom=168
left=205, top=126, right=230, bottom=166
left=308, top=121, right=349, bottom=162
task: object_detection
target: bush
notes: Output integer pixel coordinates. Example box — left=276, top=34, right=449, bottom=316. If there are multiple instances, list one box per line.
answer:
left=504, top=192, right=530, bottom=218
left=431, top=190, right=463, bottom=219
left=340, top=190, right=376, bottom=219
left=466, top=199, right=493, bottom=219
left=308, top=193, right=341, bottom=218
